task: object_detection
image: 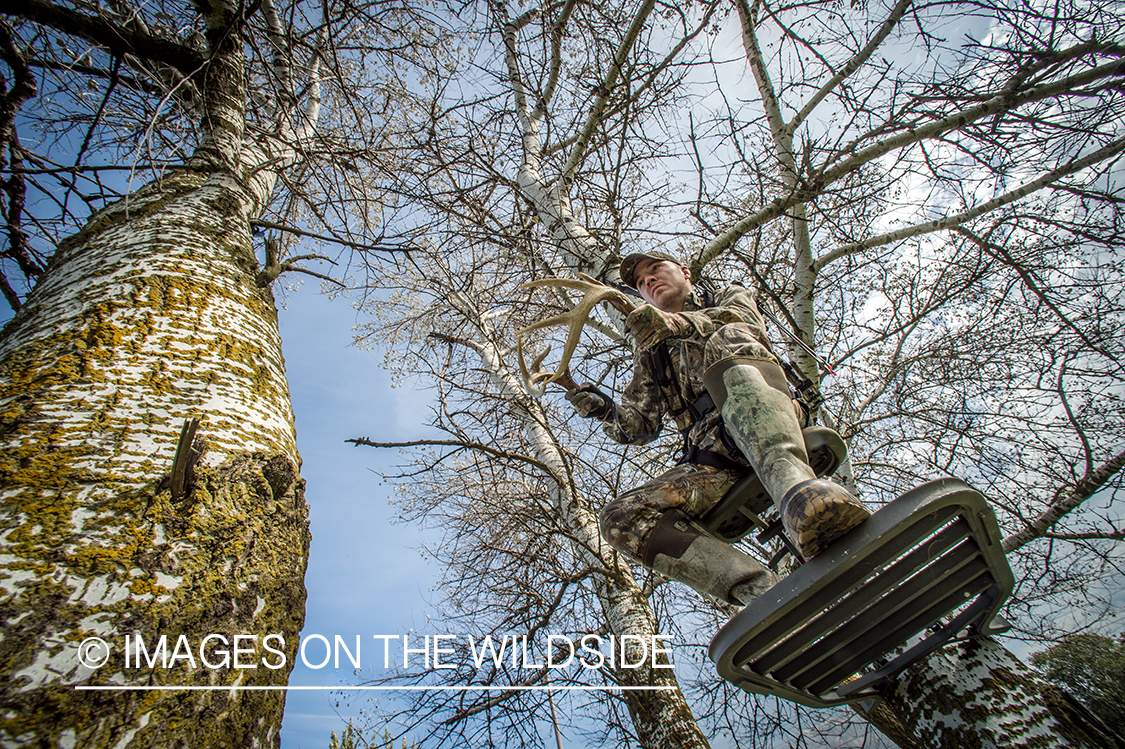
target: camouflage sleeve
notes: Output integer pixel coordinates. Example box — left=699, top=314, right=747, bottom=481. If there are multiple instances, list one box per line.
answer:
left=674, top=285, right=769, bottom=342
left=601, top=350, right=664, bottom=445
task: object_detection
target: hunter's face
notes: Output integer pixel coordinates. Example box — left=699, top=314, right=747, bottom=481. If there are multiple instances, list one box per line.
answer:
left=634, top=258, right=692, bottom=312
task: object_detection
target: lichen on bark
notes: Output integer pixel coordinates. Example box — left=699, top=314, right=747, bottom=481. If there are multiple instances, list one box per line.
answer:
left=0, top=171, right=311, bottom=747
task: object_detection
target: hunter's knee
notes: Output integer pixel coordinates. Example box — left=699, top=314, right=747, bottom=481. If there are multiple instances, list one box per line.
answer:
left=599, top=494, right=639, bottom=556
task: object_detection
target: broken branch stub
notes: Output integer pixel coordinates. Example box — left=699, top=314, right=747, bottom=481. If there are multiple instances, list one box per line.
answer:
left=516, top=275, right=635, bottom=395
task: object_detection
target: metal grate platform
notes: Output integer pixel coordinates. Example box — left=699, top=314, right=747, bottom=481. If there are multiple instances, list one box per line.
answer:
left=708, top=477, right=1013, bottom=708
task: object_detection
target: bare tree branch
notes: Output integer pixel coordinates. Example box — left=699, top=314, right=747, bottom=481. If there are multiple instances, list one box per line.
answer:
left=815, top=134, right=1125, bottom=272
left=345, top=436, right=560, bottom=479
left=18, top=0, right=206, bottom=76
left=1003, top=448, right=1125, bottom=553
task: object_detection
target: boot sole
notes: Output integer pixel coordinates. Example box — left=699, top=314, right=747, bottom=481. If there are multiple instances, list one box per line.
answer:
left=790, top=499, right=870, bottom=558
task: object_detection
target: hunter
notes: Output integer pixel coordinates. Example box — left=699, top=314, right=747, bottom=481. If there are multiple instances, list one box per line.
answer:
left=553, top=251, right=870, bottom=606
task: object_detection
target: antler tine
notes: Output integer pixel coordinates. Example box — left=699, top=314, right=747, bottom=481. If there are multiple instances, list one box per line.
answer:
left=524, top=345, right=557, bottom=388
left=516, top=276, right=635, bottom=394
left=517, top=335, right=556, bottom=396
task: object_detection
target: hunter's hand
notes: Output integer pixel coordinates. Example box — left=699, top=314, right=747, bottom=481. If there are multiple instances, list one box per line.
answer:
left=604, top=289, right=635, bottom=316
left=625, top=304, right=690, bottom=350
left=565, top=383, right=614, bottom=420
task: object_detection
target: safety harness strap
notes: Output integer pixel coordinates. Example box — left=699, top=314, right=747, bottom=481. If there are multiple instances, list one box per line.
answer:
left=676, top=445, right=746, bottom=474
left=652, top=342, right=750, bottom=474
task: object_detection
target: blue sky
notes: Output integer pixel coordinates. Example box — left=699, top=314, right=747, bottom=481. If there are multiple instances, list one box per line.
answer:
left=272, top=284, right=607, bottom=749
left=271, top=283, right=442, bottom=747
left=0, top=255, right=585, bottom=748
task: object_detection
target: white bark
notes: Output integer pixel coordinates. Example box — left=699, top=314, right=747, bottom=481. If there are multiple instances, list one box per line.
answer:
left=488, top=9, right=718, bottom=742
left=500, top=0, right=657, bottom=276
left=0, top=0, right=323, bottom=742
left=0, top=174, right=297, bottom=472
left=0, top=169, right=309, bottom=748
left=861, top=638, right=1118, bottom=748
left=719, top=6, right=1121, bottom=748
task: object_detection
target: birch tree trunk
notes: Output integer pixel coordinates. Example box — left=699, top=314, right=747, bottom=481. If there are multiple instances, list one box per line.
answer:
left=524, top=387, right=711, bottom=749
left=0, top=0, right=316, bottom=743
left=483, top=4, right=714, bottom=745
left=439, top=291, right=711, bottom=749
left=0, top=171, right=310, bottom=748
left=858, top=638, right=1124, bottom=749
left=517, top=387, right=708, bottom=749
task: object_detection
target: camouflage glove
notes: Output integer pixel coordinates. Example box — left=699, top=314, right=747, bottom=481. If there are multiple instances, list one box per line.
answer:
left=565, top=384, right=615, bottom=421
left=625, top=304, right=692, bottom=350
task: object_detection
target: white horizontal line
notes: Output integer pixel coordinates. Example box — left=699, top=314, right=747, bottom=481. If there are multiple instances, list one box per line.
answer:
left=75, top=685, right=677, bottom=692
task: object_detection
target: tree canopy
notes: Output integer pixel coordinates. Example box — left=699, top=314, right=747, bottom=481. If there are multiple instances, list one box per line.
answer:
left=343, top=0, right=1124, bottom=745
left=2, top=0, right=1122, bottom=744
left=1, top=0, right=437, bottom=311
left=0, top=0, right=442, bottom=745
left=1032, top=632, right=1125, bottom=737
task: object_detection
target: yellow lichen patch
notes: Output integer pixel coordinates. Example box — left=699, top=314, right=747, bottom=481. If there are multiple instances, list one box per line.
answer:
left=68, top=535, right=147, bottom=578
left=0, top=339, right=93, bottom=395
left=4, top=558, right=57, bottom=577
left=126, top=576, right=172, bottom=598
left=0, top=170, right=308, bottom=747
left=2, top=495, right=79, bottom=549
left=0, top=451, right=310, bottom=746
left=0, top=443, right=98, bottom=493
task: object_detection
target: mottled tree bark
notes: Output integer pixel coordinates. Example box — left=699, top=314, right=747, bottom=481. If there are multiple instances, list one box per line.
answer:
left=857, top=638, right=1124, bottom=748
left=721, top=3, right=1124, bottom=748
left=0, top=32, right=311, bottom=730
left=450, top=315, right=711, bottom=749
left=0, top=0, right=326, bottom=738
left=0, top=167, right=310, bottom=747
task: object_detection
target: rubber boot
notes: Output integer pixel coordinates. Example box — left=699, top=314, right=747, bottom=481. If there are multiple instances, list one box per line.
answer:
left=642, top=510, right=778, bottom=606
left=704, top=358, right=869, bottom=558
left=777, top=478, right=871, bottom=558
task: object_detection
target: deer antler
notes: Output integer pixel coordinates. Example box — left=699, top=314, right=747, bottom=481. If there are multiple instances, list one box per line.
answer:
left=516, top=273, right=635, bottom=395
left=519, top=344, right=557, bottom=390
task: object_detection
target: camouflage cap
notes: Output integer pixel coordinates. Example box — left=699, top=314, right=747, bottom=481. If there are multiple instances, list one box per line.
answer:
left=618, top=251, right=684, bottom=288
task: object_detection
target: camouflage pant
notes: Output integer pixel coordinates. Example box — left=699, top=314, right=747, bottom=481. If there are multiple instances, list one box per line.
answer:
left=600, top=463, right=742, bottom=559
left=600, top=322, right=806, bottom=560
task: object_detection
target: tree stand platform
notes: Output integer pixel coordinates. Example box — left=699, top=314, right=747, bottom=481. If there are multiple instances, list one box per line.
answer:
left=708, top=477, right=1014, bottom=708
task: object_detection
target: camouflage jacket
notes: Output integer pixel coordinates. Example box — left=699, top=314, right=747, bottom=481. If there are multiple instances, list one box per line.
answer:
left=578, top=285, right=776, bottom=468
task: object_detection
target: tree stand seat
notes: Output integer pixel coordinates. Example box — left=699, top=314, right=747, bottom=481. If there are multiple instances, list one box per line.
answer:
left=708, top=477, right=1014, bottom=708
